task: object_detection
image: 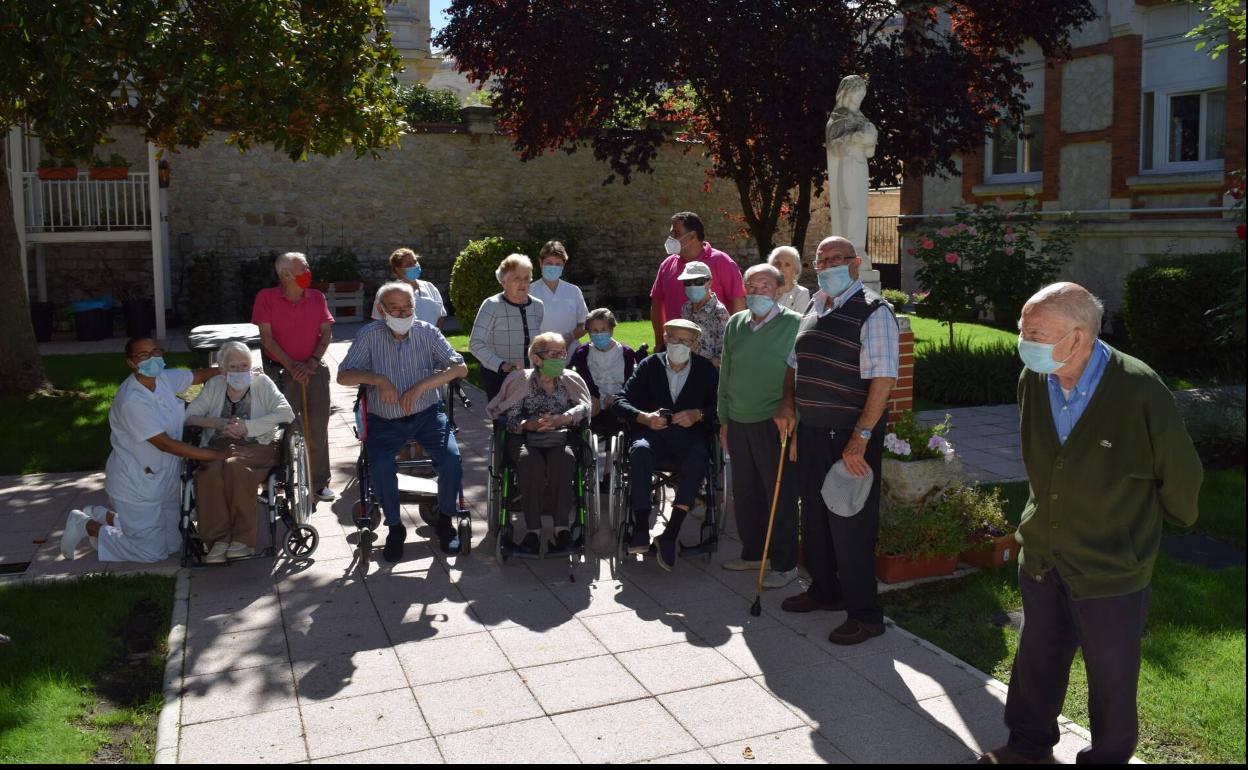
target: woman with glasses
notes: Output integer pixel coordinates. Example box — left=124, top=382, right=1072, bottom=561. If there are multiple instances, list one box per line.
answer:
left=485, top=332, right=591, bottom=556
left=183, top=341, right=295, bottom=563
left=678, top=261, right=730, bottom=367
left=60, top=338, right=225, bottom=563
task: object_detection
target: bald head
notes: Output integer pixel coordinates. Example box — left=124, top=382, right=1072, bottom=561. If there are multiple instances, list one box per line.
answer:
left=815, top=236, right=861, bottom=280
left=1020, top=282, right=1104, bottom=338
left=817, top=236, right=856, bottom=259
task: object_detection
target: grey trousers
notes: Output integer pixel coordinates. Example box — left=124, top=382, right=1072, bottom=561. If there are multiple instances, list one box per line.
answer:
left=1005, top=567, right=1150, bottom=764
left=264, top=361, right=331, bottom=489
left=727, top=419, right=797, bottom=572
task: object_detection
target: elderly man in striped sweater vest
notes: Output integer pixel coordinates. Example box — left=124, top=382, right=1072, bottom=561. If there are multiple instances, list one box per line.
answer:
left=776, top=236, right=899, bottom=646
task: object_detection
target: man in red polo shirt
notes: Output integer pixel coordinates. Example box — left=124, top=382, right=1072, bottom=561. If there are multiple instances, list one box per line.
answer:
left=650, top=211, right=746, bottom=351
left=251, top=252, right=336, bottom=500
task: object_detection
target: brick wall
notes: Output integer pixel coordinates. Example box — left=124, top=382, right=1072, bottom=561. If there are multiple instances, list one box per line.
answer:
left=887, top=319, right=915, bottom=428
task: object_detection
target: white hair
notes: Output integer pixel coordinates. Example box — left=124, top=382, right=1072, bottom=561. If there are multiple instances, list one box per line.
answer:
left=496, top=253, right=533, bottom=284
left=275, top=251, right=307, bottom=278
left=217, top=340, right=252, bottom=368
left=375, top=281, right=415, bottom=310
left=767, top=246, right=801, bottom=271
left=1023, top=282, right=1105, bottom=336
left=744, top=263, right=783, bottom=287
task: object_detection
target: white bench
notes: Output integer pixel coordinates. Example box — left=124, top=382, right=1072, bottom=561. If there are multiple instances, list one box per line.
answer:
left=324, top=282, right=366, bottom=320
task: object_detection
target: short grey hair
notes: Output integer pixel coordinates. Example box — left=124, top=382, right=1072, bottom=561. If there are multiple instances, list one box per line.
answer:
left=375, top=281, right=415, bottom=310
left=767, top=246, right=801, bottom=271
left=1023, top=282, right=1105, bottom=336
left=586, top=307, right=617, bottom=329
left=496, top=253, right=533, bottom=284
left=275, top=251, right=307, bottom=278
left=743, top=263, right=783, bottom=288
left=217, top=341, right=252, bottom=368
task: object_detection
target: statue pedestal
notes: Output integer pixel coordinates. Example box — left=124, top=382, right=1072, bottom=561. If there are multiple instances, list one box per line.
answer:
left=859, top=253, right=882, bottom=295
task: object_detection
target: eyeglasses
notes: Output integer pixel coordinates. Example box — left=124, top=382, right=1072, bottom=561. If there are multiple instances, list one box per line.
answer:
left=132, top=348, right=165, bottom=361
left=745, top=282, right=775, bottom=293
left=537, top=349, right=566, bottom=360
left=663, top=335, right=696, bottom=346
left=814, top=254, right=852, bottom=269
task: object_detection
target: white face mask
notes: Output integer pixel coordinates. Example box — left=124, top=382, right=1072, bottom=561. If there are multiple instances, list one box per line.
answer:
left=226, top=371, right=252, bottom=390
left=385, top=312, right=415, bottom=335
left=667, top=343, right=691, bottom=365
left=664, top=233, right=688, bottom=256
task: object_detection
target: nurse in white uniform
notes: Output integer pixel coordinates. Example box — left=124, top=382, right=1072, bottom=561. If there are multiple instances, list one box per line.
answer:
left=371, top=247, right=447, bottom=328
left=528, top=240, right=588, bottom=360
left=60, top=338, right=227, bottom=562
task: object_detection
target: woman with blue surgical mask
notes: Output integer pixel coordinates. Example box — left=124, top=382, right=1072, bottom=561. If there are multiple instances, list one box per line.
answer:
left=529, top=240, right=589, bottom=361
left=570, top=307, right=640, bottom=444
left=182, top=341, right=296, bottom=563
left=372, top=247, right=447, bottom=329
left=60, top=338, right=227, bottom=564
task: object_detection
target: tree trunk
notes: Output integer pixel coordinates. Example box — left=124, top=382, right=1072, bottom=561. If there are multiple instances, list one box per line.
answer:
left=734, top=174, right=783, bottom=259
left=0, top=143, right=50, bottom=394
left=790, top=176, right=813, bottom=254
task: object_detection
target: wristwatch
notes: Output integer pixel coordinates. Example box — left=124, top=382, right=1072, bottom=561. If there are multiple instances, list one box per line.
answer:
left=855, top=426, right=873, bottom=440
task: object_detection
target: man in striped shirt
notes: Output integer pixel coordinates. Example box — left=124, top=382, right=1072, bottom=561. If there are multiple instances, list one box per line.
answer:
left=338, top=282, right=468, bottom=562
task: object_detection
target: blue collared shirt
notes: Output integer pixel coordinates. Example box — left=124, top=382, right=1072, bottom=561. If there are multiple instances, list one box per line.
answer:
left=1048, top=340, right=1110, bottom=445
left=340, top=320, right=464, bottom=419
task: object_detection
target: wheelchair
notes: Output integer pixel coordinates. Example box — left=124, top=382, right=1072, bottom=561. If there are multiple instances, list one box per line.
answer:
left=606, top=423, right=727, bottom=564
left=485, top=418, right=601, bottom=566
left=350, top=387, right=473, bottom=573
left=178, top=423, right=318, bottom=567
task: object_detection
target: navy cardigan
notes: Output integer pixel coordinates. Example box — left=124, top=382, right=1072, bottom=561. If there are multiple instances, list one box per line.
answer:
left=612, top=352, right=719, bottom=438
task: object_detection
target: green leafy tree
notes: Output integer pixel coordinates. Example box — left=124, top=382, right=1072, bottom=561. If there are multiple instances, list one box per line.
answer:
left=400, top=83, right=463, bottom=125
left=1186, top=0, right=1247, bottom=68
left=0, top=0, right=405, bottom=393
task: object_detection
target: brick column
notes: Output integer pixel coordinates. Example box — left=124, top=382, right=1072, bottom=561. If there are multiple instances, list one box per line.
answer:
left=888, top=316, right=915, bottom=428
left=1226, top=48, right=1246, bottom=175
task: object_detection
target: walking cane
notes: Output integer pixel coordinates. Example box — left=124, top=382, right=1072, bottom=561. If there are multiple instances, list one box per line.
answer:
left=750, top=431, right=791, bottom=617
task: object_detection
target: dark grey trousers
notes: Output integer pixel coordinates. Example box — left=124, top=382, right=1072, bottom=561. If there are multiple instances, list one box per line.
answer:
left=727, top=419, right=798, bottom=572
left=795, top=419, right=885, bottom=624
left=1005, top=567, right=1150, bottom=764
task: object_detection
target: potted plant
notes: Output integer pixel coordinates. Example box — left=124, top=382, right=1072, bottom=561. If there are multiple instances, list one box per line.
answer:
left=950, top=484, right=1017, bottom=569
left=88, top=152, right=131, bottom=180
left=37, top=158, right=78, bottom=180
left=882, top=410, right=962, bottom=507
left=875, top=491, right=970, bottom=583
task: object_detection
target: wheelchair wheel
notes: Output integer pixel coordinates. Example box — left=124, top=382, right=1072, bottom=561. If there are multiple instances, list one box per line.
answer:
left=351, top=499, right=381, bottom=531
left=285, top=429, right=313, bottom=526
left=496, top=521, right=514, bottom=564
left=583, top=432, right=600, bottom=537
left=457, top=517, right=472, bottom=556
left=608, top=433, right=626, bottom=537
left=485, top=430, right=502, bottom=538
left=283, top=523, right=319, bottom=559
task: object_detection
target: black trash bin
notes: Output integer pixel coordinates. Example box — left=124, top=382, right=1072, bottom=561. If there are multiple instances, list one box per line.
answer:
left=30, top=301, right=54, bottom=342
left=123, top=298, right=154, bottom=338
left=71, top=299, right=113, bottom=342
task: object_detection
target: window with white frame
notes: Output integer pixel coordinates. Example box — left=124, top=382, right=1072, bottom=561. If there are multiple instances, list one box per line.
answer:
left=1141, top=12, right=1226, bottom=174
left=987, top=115, right=1044, bottom=182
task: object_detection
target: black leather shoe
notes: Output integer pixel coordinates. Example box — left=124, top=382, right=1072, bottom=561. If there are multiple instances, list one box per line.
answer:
left=780, top=591, right=846, bottom=613
left=383, top=525, right=407, bottom=563
left=436, top=515, right=460, bottom=555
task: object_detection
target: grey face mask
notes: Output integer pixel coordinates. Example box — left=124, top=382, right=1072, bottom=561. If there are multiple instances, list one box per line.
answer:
left=226, top=371, right=252, bottom=390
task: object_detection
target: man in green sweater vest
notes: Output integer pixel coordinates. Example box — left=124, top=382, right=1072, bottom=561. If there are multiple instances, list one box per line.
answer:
left=718, top=263, right=803, bottom=589
left=980, top=283, right=1202, bottom=766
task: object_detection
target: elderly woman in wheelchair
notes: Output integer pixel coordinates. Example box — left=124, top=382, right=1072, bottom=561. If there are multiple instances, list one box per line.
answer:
left=184, top=341, right=295, bottom=563
left=486, top=332, right=593, bottom=557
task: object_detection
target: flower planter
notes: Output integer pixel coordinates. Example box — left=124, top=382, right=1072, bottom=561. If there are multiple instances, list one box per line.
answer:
left=88, top=167, right=129, bottom=181
left=38, top=166, right=78, bottom=180
left=959, top=532, right=1017, bottom=570
left=882, top=456, right=962, bottom=507
left=875, top=553, right=958, bottom=584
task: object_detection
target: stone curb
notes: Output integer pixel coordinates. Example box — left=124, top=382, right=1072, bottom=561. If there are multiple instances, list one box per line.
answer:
left=154, top=568, right=190, bottom=764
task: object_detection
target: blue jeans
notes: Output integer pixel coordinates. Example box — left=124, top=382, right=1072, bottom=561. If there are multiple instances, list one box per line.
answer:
left=365, top=404, right=462, bottom=527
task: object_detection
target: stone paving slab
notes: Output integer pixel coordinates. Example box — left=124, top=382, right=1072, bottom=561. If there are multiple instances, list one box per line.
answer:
left=4, top=334, right=1126, bottom=764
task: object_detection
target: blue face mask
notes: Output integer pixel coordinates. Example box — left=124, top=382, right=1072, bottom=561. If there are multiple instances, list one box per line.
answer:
left=1017, top=332, right=1074, bottom=374
left=541, top=264, right=563, bottom=282
left=403, top=265, right=422, bottom=282
left=817, top=266, right=853, bottom=298
left=590, top=332, right=613, bottom=350
left=684, top=285, right=708, bottom=302
left=746, top=294, right=775, bottom=316
left=136, top=356, right=166, bottom=378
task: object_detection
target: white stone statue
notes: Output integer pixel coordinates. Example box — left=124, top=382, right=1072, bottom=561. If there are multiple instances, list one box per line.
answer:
left=825, top=74, right=880, bottom=290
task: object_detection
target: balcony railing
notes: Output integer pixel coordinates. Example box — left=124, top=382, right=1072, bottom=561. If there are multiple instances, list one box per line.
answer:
left=22, top=171, right=151, bottom=233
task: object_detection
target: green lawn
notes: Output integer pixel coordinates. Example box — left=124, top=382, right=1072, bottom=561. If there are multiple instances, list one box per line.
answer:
left=0, top=574, right=175, bottom=763
left=0, top=353, right=197, bottom=475
left=907, top=315, right=1017, bottom=354
left=883, top=472, right=1247, bottom=764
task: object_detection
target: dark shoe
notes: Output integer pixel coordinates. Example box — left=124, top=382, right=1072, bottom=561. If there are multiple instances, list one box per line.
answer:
left=827, top=618, right=886, bottom=645
left=654, top=535, right=676, bottom=572
left=436, top=515, right=460, bottom=555
left=569, top=524, right=585, bottom=550
left=978, top=745, right=1056, bottom=764
left=780, top=590, right=845, bottom=613
left=627, top=529, right=651, bottom=555
left=547, top=529, right=573, bottom=556
left=383, top=525, right=407, bottom=563
left=515, top=531, right=541, bottom=556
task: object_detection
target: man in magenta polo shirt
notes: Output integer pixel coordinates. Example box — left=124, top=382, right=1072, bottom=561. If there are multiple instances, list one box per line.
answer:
left=251, top=252, right=336, bottom=501
left=650, top=211, right=746, bottom=351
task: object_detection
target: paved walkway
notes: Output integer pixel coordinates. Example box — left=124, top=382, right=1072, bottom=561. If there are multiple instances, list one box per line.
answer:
left=2, top=333, right=1107, bottom=764
left=917, top=405, right=1025, bottom=483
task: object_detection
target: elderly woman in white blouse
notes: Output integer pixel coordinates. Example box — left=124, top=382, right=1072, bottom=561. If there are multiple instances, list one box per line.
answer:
left=184, top=341, right=294, bottom=563
left=769, top=246, right=811, bottom=313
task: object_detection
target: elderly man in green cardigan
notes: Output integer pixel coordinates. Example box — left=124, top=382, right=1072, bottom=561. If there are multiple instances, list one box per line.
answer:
left=980, top=283, right=1202, bottom=766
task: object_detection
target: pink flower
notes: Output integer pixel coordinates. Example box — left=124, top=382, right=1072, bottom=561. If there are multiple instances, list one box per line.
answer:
left=945, top=252, right=959, bottom=264
left=967, top=226, right=978, bottom=236
left=906, top=247, right=916, bottom=256
left=957, top=222, right=969, bottom=232
left=1003, top=232, right=1018, bottom=243
left=921, top=238, right=935, bottom=250
left=937, top=227, right=951, bottom=237
left=1004, top=246, right=1015, bottom=256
